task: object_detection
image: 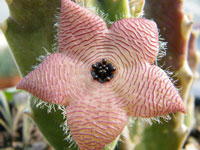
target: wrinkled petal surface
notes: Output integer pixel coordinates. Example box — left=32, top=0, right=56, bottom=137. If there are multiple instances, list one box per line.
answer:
left=17, top=53, right=92, bottom=106
left=109, top=18, right=159, bottom=64
left=59, top=0, right=107, bottom=55
left=59, top=0, right=159, bottom=65
left=67, top=94, right=128, bottom=150
left=111, top=59, right=186, bottom=117
left=17, top=0, right=187, bottom=149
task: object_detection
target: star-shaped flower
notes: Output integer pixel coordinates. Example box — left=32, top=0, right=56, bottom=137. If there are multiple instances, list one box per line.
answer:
left=17, top=0, right=186, bottom=149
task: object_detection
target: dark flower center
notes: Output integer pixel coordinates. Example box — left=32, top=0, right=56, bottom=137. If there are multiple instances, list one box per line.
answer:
left=91, top=59, right=116, bottom=83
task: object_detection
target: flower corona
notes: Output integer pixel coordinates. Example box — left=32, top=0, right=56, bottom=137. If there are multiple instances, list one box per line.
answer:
left=91, top=59, right=116, bottom=83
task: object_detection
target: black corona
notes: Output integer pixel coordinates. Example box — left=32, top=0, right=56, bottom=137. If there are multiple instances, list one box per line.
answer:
left=91, top=59, right=116, bottom=83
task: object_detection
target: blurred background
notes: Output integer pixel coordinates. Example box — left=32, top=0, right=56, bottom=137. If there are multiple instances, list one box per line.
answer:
left=0, top=0, right=55, bottom=149
left=0, top=0, right=19, bottom=89
left=0, top=0, right=200, bottom=150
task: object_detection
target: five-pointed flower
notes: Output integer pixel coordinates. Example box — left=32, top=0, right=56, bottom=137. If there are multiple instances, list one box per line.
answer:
left=17, top=0, right=186, bottom=149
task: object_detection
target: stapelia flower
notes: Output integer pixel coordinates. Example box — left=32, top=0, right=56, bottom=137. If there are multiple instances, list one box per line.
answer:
left=17, top=0, right=186, bottom=149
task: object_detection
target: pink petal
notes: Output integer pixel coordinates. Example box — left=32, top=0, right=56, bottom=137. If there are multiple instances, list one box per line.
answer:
left=109, top=18, right=159, bottom=64
left=59, top=0, right=107, bottom=54
left=64, top=80, right=128, bottom=149
left=67, top=100, right=128, bottom=150
left=16, top=53, right=91, bottom=106
left=112, top=61, right=186, bottom=117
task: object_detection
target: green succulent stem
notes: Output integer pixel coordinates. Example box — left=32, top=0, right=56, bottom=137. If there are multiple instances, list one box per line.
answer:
left=97, top=0, right=130, bottom=23
left=78, top=0, right=131, bottom=26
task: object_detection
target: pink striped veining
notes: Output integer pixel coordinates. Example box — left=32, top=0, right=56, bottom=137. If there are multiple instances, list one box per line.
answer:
left=16, top=0, right=186, bottom=149
left=67, top=101, right=128, bottom=150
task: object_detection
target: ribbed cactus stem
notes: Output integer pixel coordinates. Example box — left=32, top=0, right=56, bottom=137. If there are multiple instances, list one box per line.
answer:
left=188, top=30, right=200, bottom=79
left=176, top=61, right=193, bottom=105
left=184, top=96, right=195, bottom=128
left=181, top=16, right=193, bottom=39
left=177, top=15, right=193, bottom=104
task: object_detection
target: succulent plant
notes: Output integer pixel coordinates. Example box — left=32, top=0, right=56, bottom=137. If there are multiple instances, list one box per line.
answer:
left=1, top=0, right=199, bottom=150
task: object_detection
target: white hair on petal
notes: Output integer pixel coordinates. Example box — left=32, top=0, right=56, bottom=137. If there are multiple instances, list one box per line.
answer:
left=155, top=30, right=183, bottom=93
left=157, top=41, right=167, bottom=60
left=86, top=4, right=112, bottom=26
left=133, top=114, right=172, bottom=126
left=32, top=97, right=57, bottom=113
left=154, top=36, right=181, bottom=92
left=29, top=47, right=52, bottom=74
left=58, top=105, right=67, bottom=120
left=53, top=7, right=61, bottom=53
left=30, top=96, right=78, bottom=149
left=156, top=32, right=167, bottom=62
left=36, top=48, right=50, bottom=61
left=57, top=105, right=78, bottom=149
left=59, top=120, right=78, bottom=149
